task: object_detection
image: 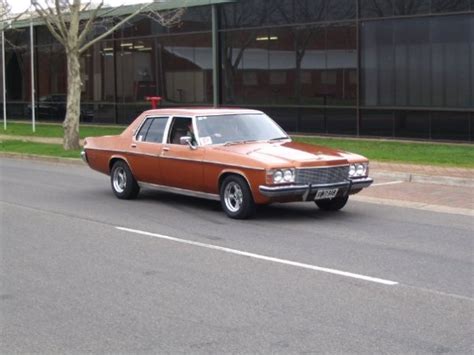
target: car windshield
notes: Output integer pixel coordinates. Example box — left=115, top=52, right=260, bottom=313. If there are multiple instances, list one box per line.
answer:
left=195, top=113, right=289, bottom=145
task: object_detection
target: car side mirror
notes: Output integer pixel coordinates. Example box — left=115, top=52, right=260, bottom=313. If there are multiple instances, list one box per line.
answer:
left=180, top=136, right=197, bottom=150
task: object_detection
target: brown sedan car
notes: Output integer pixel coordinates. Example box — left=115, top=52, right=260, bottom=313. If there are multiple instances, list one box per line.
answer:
left=82, top=108, right=373, bottom=219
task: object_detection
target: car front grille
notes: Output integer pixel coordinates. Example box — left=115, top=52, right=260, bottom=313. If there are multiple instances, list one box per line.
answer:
left=295, top=166, right=349, bottom=185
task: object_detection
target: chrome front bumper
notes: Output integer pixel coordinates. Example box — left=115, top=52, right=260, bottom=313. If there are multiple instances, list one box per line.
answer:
left=80, top=150, right=88, bottom=163
left=259, top=177, right=373, bottom=200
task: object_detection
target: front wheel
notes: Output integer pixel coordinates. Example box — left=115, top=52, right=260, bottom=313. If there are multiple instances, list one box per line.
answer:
left=220, top=175, right=256, bottom=219
left=315, top=195, right=349, bottom=211
left=110, top=160, right=140, bottom=199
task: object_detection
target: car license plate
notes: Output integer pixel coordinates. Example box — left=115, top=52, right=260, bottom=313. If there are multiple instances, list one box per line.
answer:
left=314, top=188, right=339, bottom=200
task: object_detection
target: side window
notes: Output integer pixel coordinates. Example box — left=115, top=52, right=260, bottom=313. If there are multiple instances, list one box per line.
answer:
left=135, top=117, right=168, bottom=143
left=136, top=119, right=153, bottom=142
left=168, top=117, right=193, bottom=144
left=145, top=117, right=168, bottom=143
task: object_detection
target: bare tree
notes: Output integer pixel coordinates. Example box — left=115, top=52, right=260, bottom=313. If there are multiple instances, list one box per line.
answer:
left=31, top=0, right=185, bottom=150
left=1, top=0, right=29, bottom=110
left=0, top=0, right=11, bottom=21
left=220, top=1, right=268, bottom=103
left=1, top=0, right=25, bottom=31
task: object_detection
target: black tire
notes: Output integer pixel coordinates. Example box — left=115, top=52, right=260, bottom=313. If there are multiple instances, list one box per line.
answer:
left=315, top=195, right=349, bottom=211
left=220, top=175, right=256, bottom=219
left=110, top=160, right=140, bottom=200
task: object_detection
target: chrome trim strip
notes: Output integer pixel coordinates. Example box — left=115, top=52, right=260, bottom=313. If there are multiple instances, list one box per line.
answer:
left=160, top=155, right=202, bottom=163
left=296, top=164, right=350, bottom=170
left=259, top=178, right=374, bottom=198
left=195, top=111, right=262, bottom=118
left=138, top=182, right=220, bottom=201
left=259, top=185, right=309, bottom=197
left=260, top=181, right=350, bottom=196
left=86, top=147, right=158, bottom=158
left=350, top=177, right=374, bottom=189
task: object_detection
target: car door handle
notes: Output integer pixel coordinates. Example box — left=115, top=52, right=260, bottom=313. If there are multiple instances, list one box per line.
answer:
left=163, top=147, right=170, bottom=151
left=131, top=143, right=137, bottom=148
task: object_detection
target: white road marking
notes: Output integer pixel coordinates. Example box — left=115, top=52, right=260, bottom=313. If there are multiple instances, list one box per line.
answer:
left=372, top=180, right=404, bottom=187
left=116, top=226, right=399, bottom=286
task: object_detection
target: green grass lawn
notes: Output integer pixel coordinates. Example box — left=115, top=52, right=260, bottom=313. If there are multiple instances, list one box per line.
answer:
left=0, top=140, right=81, bottom=158
left=293, top=136, right=474, bottom=168
left=1, top=122, right=124, bottom=138
left=1, top=122, right=473, bottom=168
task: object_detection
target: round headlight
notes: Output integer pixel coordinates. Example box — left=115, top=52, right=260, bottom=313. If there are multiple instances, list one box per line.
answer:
left=349, top=165, right=356, bottom=177
left=356, top=164, right=364, bottom=176
left=273, top=170, right=283, bottom=183
left=283, top=169, right=293, bottom=182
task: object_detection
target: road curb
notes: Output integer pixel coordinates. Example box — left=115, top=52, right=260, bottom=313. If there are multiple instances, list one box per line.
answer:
left=0, top=152, right=84, bottom=166
left=371, top=171, right=474, bottom=188
left=0, top=134, right=84, bottom=145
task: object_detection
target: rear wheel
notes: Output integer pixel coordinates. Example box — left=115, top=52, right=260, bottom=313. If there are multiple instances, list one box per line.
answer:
left=110, top=160, right=140, bottom=199
left=315, top=195, right=348, bottom=211
left=220, top=175, right=256, bottom=219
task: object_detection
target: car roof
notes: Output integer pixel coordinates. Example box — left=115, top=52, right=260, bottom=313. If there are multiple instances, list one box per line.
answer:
left=141, top=107, right=263, bottom=117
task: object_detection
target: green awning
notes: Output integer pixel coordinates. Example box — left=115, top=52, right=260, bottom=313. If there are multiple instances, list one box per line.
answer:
left=6, top=0, right=234, bottom=30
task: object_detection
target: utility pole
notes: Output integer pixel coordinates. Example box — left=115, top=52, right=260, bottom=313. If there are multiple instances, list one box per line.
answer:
left=2, top=29, right=6, bottom=130
left=30, top=19, right=35, bottom=132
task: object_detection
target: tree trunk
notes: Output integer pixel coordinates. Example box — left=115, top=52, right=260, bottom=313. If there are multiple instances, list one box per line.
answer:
left=63, top=50, right=82, bottom=150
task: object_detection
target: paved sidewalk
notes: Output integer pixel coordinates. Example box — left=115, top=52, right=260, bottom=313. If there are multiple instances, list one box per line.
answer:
left=354, top=179, right=473, bottom=215
left=370, top=162, right=473, bottom=189
left=356, top=164, right=473, bottom=216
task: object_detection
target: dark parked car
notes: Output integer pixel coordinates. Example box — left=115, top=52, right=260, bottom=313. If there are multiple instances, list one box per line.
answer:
left=26, top=94, right=94, bottom=122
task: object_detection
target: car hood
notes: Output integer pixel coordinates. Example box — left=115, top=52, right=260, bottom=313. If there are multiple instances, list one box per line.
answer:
left=214, top=141, right=357, bottom=167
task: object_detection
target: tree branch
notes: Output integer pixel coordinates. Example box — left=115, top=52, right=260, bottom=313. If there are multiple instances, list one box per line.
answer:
left=53, top=0, right=70, bottom=38
left=32, top=0, right=68, bottom=40
left=77, top=1, right=103, bottom=46
left=79, top=2, right=152, bottom=54
left=32, top=2, right=69, bottom=46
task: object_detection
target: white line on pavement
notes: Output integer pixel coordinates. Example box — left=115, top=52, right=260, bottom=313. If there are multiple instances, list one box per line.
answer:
left=116, top=226, right=399, bottom=286
left=372, top=180, right=404, bottom=187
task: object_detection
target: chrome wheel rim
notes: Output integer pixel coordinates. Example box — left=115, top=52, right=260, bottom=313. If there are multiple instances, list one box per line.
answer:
left=113, top=167, right=127, bottom=193
left=224, top=182, right=243, bottom=213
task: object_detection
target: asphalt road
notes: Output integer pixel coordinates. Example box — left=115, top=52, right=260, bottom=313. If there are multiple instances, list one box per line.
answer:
left=1, top=158, right=473, bottom=353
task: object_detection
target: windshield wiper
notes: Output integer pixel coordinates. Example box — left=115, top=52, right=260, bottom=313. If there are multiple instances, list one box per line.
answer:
left=268, top=136, right=290, bottom=141
left=224, top=139, right=258, bottom=146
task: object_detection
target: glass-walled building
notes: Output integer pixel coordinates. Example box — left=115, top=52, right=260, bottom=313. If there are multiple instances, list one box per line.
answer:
left=2, top=0, right=473, bottom=141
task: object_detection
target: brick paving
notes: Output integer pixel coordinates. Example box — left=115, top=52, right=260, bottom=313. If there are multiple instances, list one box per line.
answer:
left=359, top=181, right=474, bottom=211
left=363, top=164, right=473, bottom=213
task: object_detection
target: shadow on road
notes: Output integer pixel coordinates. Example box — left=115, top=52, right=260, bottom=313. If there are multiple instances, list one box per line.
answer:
left=136, top=188, right=360, bottom=222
